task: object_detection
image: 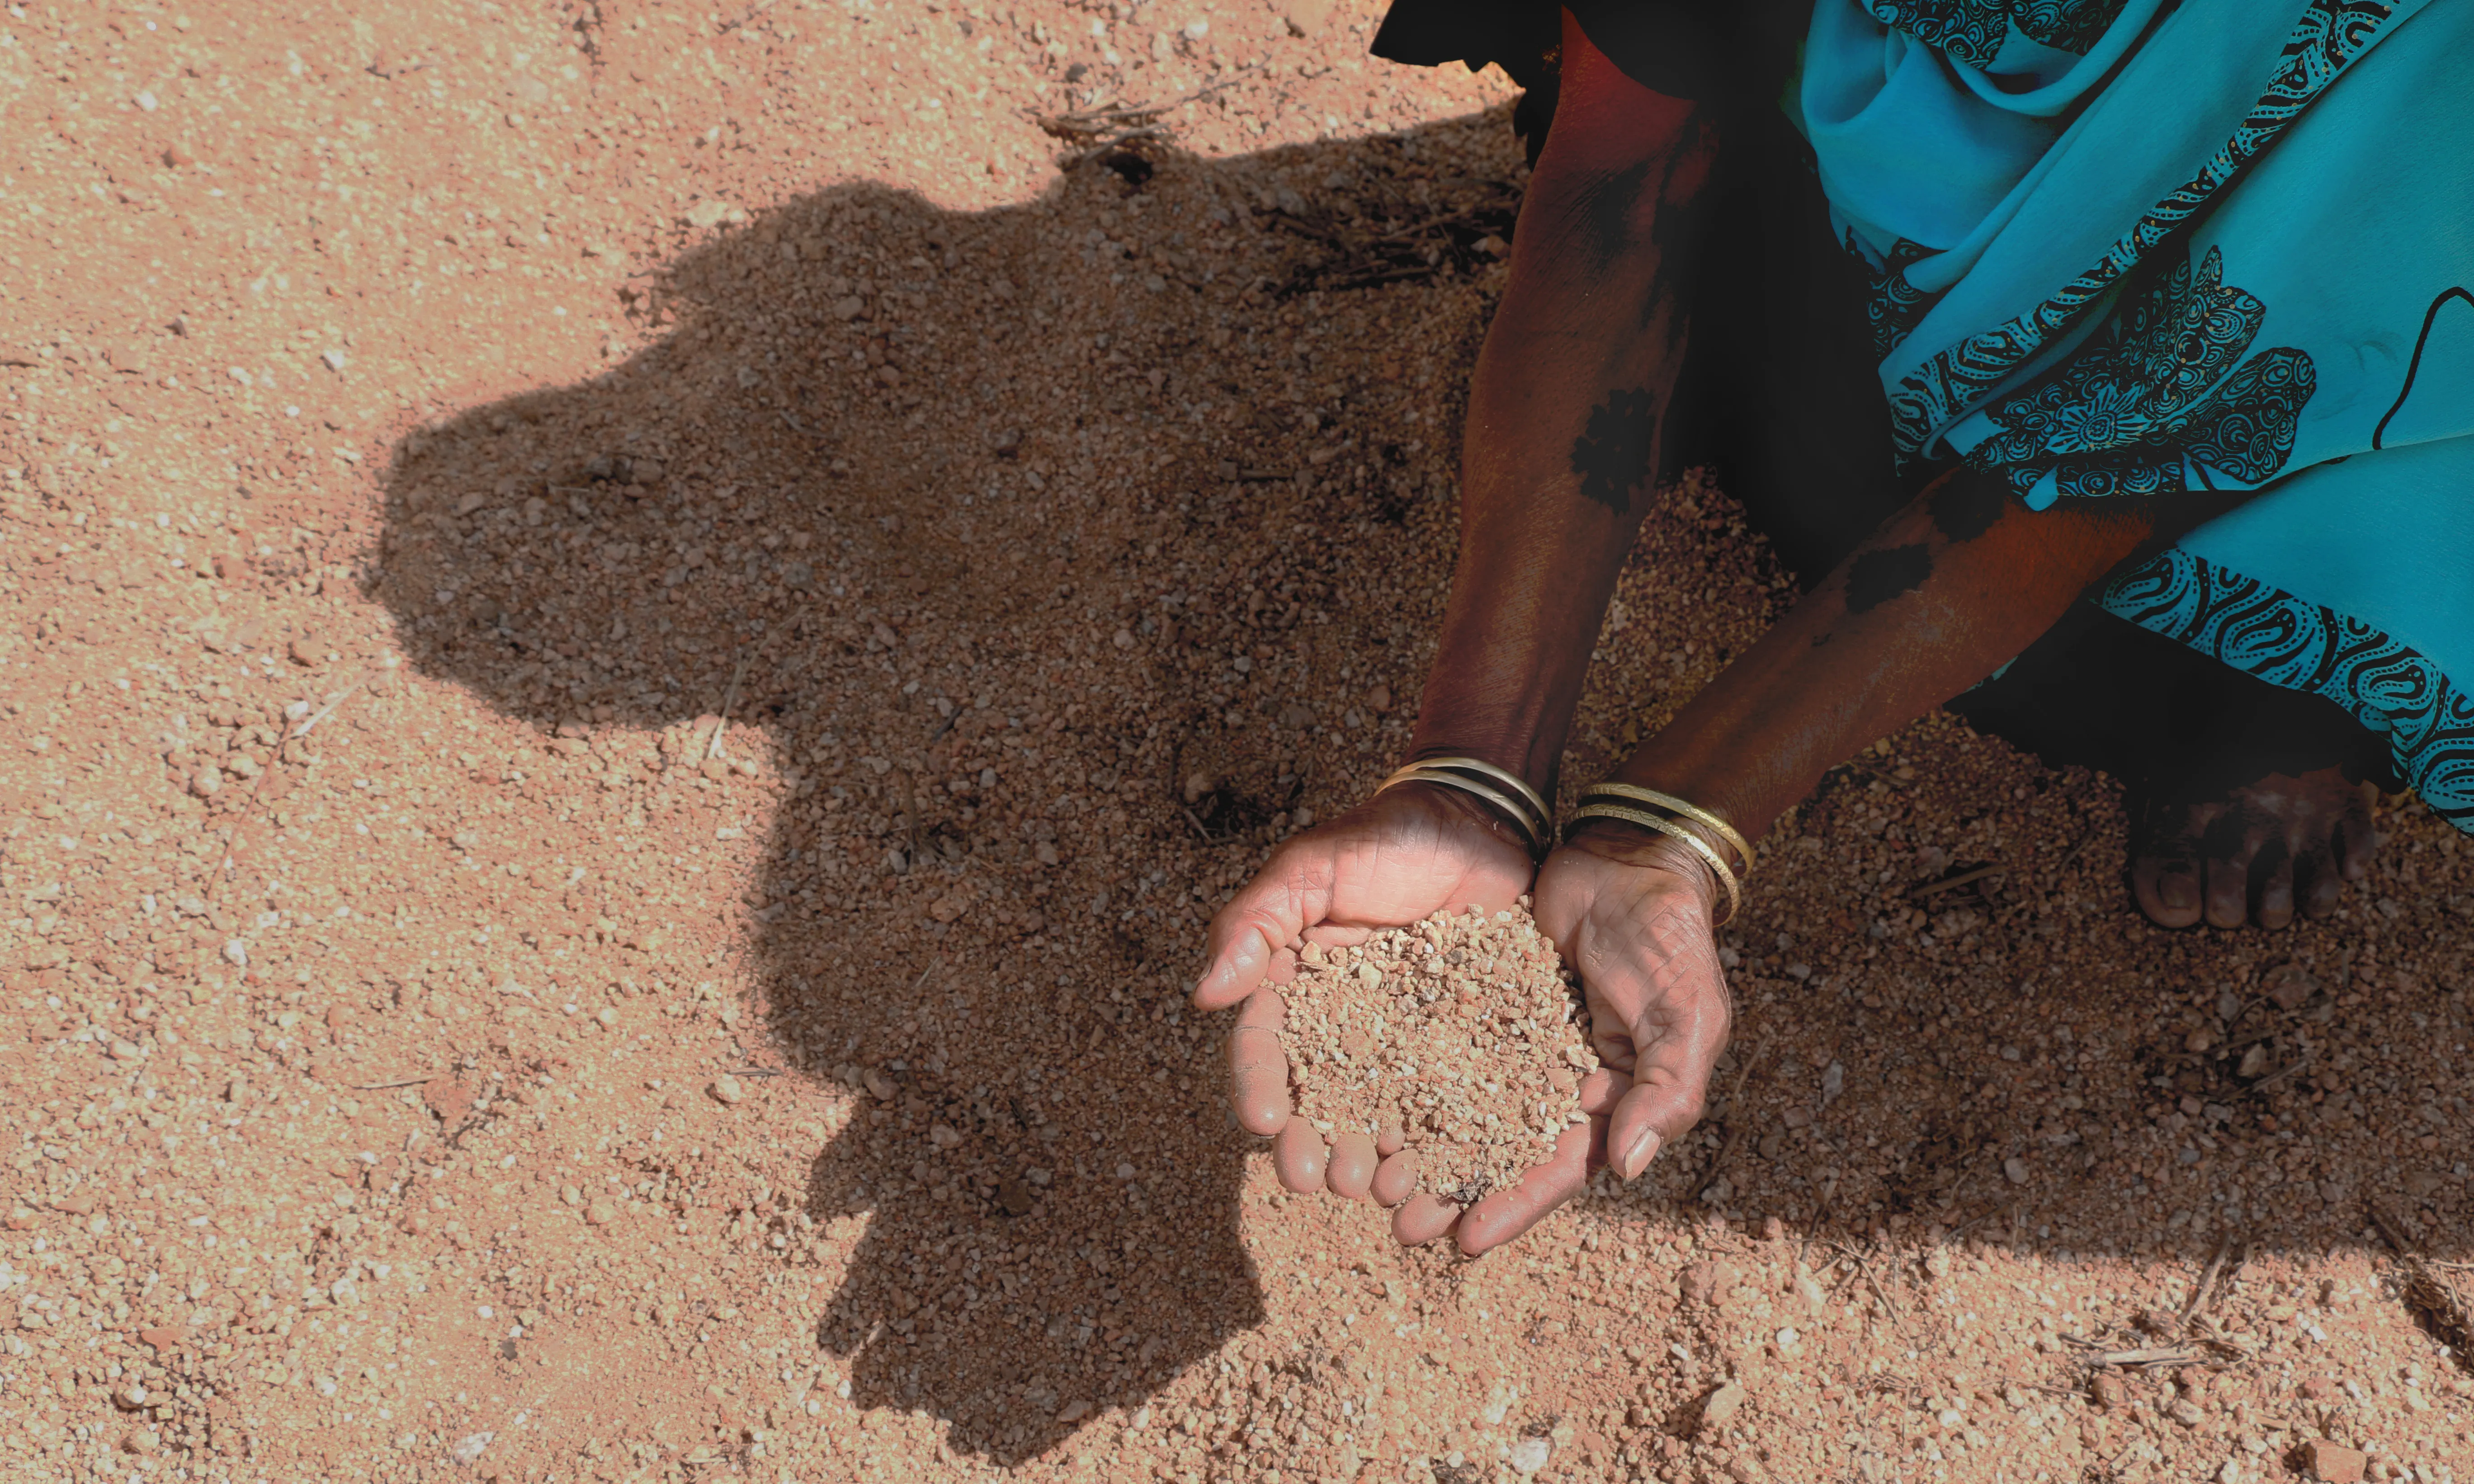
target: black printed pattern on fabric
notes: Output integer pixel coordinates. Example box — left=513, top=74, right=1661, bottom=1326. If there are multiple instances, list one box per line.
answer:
left=1856, top=234, right=1940, bottom=360
left=1964, top=246, right=2316, bottom=501
left=2102, top=551, right=2474, bottom=831
left=1862, top=0, right=2131, bottom=64
left=1884, top=0, right=2400, bottom=462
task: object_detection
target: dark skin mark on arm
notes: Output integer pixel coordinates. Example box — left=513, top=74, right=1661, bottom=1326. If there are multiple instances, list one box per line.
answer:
left=1571, top=387, right=1659, bottom=513
left=1842, top=543, right=1934, bottom=614
left=1574, top=156, right=1655, bottom=270
left=1641, top=114, right=1712, bottom=335
left=1652, top=115, right=1712, bottom=331
left=1929, top=474, right=2011, bottom=543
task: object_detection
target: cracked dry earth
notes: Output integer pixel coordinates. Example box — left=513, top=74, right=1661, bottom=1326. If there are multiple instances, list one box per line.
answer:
left=0, top=1, right=2469, bottom=1483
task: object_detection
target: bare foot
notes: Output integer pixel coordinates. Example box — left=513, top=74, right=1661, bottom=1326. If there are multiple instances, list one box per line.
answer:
left=2132, top=764, right=2377, bottom=930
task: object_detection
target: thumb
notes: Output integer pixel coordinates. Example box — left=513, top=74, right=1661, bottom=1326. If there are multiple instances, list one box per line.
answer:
left=1192, top=837, right=1338, bottom=1011
left=1604, top=952, right=1730, bottom=1180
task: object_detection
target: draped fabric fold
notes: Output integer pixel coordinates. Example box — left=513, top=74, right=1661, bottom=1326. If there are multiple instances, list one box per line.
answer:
left=1804, top=0, right=2473, bottom=826
left=1374, top=0, right=2474, bottom=826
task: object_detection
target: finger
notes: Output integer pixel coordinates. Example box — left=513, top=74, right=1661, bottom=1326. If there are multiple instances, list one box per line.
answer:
left=1327, top=1132, right=1377, bottom=1200
left=1266, top=947, right=1298, bottom=987
left=1370, top=1150, right=1418, bottom=1206
left=1273, top=1121, right=1327, bottom=1193
left=1193, top=843, right=1340, bottom=1011
left=1227, top=989, right=1290, bottom=1137
left=1390, top=1193, right=1460, bottom=1246
left=1374, top=1117, right=1406, bottom=1159
left=1300, top=924, right=1375, bottom=949
left=1458, top=1118, right=1600, bottom=1257
left=1193, top=920, right=1275, bottom=1013
left=1603, top=910, right=1730, bottom=1182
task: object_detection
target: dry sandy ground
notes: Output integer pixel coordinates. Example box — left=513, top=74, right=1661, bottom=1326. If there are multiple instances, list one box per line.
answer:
left=0, top=2, right=2469, bottom=1482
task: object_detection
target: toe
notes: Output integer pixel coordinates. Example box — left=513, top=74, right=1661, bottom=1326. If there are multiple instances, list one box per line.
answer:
left=2300, top=831, right=2346, bottom=919
left=1370, top=1150, right=1418, bottom=1207
left=1327, top=1132, right=1377, bottom=1200
left=2257, top=848, right=2296, bottom=930
left=1272, top=1121, right=1327, bottom=1193
left=2137, top=801, right=2216, bottom=930
left=2203, top=841, right=2254, bottom=931
left=2131, top=815, right=2205, bottom=929
left=2337, top=782, right=2379, bottom=882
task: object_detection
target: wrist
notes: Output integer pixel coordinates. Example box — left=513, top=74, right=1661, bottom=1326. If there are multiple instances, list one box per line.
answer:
left=1559, top=815, right=1726, bottom=918
left=1378, top=756, right=1551, bottom=861
left=1606, top=744, right=1774, bottom=853
left=1404, top=708, right=1567, bottom=807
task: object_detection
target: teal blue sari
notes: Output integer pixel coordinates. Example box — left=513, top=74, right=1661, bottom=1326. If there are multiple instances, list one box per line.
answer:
left=1804, top=0, right=2474, bottom=828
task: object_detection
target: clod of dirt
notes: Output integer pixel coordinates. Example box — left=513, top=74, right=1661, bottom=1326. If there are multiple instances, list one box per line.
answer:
left=423, top=1075, right=477, bottom=1124
left=1280, top=904, right=1596, bottom=1202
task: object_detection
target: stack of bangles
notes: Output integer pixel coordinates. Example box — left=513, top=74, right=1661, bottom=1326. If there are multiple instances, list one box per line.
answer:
left=1570, top=782, right=1753, bottom=926
left=1373, top=756, right=1552, bottom=861
left=1373, top=756, right=1753, bottom=925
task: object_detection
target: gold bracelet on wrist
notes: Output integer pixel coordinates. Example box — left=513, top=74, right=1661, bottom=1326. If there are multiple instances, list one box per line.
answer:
left=1569, top=801, right=1743, bottom=925
left=1576, top=782, right=1753, bottom=877
left=1376, top=756, right=1549, bottom=860
left=1410, top=754, right=1552, bottom=837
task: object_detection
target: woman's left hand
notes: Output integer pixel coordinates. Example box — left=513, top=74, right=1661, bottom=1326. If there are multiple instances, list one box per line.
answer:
left=1415, top=824, right=1734, bottom=1255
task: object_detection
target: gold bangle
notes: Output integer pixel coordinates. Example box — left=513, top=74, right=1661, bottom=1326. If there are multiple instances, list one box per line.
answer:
left=1377, top=764, right=1545, bottom=858
left=1406, top=755, right=1552, bottom=840
left=1570, top=802, right=1742, bottom=926
left=1577, top=782, right=1753, bottom=877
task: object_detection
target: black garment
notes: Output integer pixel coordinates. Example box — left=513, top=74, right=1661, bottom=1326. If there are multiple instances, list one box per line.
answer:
left=1370, top=0, right=2397, bottom=799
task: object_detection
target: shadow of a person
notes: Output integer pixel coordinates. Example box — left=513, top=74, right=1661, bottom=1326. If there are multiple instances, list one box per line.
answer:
left=365, top=108, right=1529, bottom=1466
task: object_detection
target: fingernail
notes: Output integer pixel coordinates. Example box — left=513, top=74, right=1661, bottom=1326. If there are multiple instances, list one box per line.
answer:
left=1618, top=1127, right=1660, bottom=1180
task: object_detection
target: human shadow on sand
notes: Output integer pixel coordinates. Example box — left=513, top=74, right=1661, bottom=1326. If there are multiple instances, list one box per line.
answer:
left=367, top=107, right=1533, bottom=1464
left=366, top=101, right=2474, bottom=1469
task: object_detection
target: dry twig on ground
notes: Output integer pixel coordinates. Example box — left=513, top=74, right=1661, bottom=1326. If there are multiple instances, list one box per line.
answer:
left=2368, top=1198, right=2474, bottom=1370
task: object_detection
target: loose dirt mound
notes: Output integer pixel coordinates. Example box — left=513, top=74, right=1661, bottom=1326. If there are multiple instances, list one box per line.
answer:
left=1283, top=904, right=1595, bottom=1202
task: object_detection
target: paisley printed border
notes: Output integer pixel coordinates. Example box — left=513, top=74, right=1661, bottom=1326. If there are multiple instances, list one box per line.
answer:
left=1863, top=0, right=2131, bottom=65
left=2101, top=549, right=2474, bottom=830
left=1963, top=246, right=2317, bottom=502
left=1884, top=0, right=2403, bottom=462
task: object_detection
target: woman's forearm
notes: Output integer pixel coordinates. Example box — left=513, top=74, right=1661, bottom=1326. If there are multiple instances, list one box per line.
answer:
left=1410, top=19, right=1719, bottom=792
left=1615, top=468, right=2248, bottom=840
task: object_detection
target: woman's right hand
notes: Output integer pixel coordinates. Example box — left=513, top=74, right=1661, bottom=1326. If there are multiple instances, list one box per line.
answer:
left=1190, top=780, right=1537, bottom=1210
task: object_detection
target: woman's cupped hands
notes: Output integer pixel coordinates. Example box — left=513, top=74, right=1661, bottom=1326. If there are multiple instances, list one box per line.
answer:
left=1190, top=782, right=1733, bottom=1255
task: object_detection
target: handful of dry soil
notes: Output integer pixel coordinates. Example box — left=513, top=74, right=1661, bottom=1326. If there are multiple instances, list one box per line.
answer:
left=1281, top=902, right=1598, bottom=1204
